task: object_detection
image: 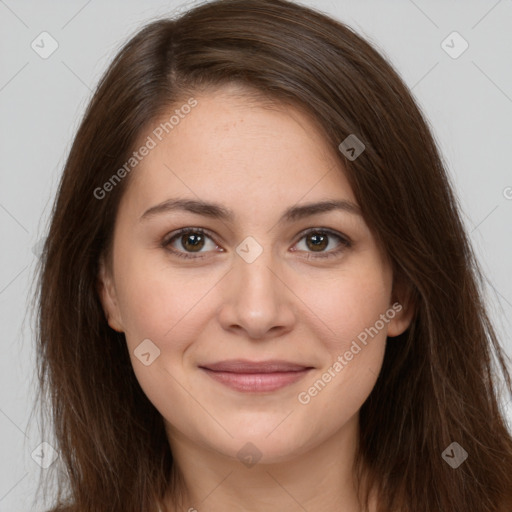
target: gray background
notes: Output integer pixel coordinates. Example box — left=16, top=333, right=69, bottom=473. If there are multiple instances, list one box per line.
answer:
left=1, top=0, right=511, bottom=509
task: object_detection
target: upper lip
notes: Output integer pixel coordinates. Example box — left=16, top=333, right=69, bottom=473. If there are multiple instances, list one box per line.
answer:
left=199, top=359, right=313, bottom=373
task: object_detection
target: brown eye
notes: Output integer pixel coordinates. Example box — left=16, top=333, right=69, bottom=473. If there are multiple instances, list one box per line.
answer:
left=293, top=228, right=352, bottom=260
left=162, top=228, right=221, bottom=260
left=179, top=232, right=205, bottom=252
left=305, top=232, right=329, bottom=251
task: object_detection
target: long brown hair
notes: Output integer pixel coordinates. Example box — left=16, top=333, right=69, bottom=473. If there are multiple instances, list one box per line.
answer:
left=33, top=0, right=512, bottom=510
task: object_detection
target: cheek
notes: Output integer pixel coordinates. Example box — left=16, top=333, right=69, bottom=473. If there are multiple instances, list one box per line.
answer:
left=113, top=248, right=215, bottom=346
left=300, top=259, right=392, bottom=347
left=114, top=263, right=207, bottom=417
left=296, top=303, right=388, bottom=433
left=294, top=261, right=391, bottom=403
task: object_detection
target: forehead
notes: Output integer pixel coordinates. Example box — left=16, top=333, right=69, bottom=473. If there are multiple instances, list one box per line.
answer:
left=119, top=88, right=356, bottom=220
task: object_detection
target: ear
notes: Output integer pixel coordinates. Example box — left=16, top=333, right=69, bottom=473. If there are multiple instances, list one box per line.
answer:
left=97, top=254, right=124, bottom=333
left=386, top=272, right=415, bottom=338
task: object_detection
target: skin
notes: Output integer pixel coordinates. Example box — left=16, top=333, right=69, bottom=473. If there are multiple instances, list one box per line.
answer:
left=98, top=84, right=414, bottom=512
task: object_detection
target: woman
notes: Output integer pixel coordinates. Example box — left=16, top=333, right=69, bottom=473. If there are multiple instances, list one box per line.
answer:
left=34, top=0, right=512, bottom=510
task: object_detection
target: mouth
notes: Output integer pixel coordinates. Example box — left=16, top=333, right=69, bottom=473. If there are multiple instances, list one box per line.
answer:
left=198, top=359, right=314, bottom=393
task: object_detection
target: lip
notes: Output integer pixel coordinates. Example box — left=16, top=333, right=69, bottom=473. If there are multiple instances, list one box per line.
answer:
left=199, top=359, right=314, bottom=392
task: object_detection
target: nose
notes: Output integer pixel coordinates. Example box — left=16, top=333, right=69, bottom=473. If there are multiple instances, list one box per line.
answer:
left=216, top=245, right=296, bottom=340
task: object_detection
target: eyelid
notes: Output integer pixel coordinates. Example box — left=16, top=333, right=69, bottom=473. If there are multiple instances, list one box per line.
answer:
left=161, top=226, right=352, bottom=260
left=295, top=227, right=351, bottom=245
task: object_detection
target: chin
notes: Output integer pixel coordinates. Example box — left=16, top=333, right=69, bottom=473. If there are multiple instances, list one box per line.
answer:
left=210, top=430, right=311, bottom=466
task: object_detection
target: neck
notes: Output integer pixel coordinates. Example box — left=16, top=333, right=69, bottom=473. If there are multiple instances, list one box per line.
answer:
left=163, top=414, right=376, bottom=512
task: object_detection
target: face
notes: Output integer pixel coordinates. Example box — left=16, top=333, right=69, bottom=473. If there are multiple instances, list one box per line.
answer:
left=98, top=85, right=412, bottom=465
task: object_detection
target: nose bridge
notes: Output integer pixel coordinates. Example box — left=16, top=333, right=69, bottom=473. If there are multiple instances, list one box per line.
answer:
left=217, top=235, right=295, bottom=337
left=235, top=234, right=281, bottom=309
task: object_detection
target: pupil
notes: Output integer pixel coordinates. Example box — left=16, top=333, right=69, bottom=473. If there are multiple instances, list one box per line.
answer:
left=183, top=233, right=204, bottom=252
left=307, top=233, right=327, bottom=251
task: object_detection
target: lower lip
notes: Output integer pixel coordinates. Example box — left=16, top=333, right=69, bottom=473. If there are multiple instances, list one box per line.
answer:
left=200, top=368, right=312, bottom=392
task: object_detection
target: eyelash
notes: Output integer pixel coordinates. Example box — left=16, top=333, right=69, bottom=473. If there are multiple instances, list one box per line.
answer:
left=161, top=227, right=352, bottom=261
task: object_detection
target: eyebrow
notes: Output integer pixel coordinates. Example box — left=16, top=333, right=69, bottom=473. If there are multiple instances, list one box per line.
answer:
left=139, top=198, right=362, bottom=224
